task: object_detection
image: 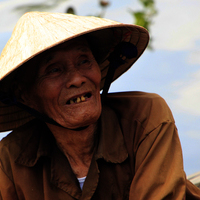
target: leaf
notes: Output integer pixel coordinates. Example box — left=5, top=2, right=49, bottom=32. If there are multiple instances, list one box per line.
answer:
left=139, top=0, right=154, bottom=8
left=99, top=0, right=110, bottom=7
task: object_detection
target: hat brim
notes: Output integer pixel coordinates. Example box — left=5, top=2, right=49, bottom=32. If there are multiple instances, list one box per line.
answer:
left=0, top=12, right=149, bottom=132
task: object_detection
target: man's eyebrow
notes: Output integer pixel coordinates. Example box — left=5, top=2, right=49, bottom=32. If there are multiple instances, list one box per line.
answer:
left=42, top=54, right=54, bottom=65
left=76, top=45, right=90, bottom=53
left=39, top=44, right=90, bottom=65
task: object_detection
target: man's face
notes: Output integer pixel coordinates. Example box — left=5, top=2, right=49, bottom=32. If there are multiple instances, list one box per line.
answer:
left=23, top=38, right=102, bottom=129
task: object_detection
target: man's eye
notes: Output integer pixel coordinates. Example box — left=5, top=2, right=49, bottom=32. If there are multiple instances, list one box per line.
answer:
left=79, top=59, right=91, bottom=66
left=46, top=64, right=62, bottom=74
left=50, top=68, right=61, bottom=73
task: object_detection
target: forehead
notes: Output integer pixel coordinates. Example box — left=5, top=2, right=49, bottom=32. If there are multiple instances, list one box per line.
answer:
left=38, top=37, right=91, bottom=63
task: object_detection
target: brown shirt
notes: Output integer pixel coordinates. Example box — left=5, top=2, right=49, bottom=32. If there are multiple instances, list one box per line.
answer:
left=0, top=92, right=200, bottom=200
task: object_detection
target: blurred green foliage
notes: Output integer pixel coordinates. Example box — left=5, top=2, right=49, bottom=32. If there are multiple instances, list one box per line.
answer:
left=129, top=0, right=157, bottom=49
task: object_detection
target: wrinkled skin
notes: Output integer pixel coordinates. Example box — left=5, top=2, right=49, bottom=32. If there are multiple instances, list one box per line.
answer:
left=19, top=38, right=102, bottom=130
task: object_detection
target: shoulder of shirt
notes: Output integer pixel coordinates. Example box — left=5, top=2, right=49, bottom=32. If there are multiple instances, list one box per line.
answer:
left=105, top=91, right=175, bottom=133
left=0, top=119, right=44, bottom=163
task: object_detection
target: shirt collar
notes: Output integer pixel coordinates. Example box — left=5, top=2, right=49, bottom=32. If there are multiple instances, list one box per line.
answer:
left=15, top=120, right=54, bottom=166
left=15, top=105, right=128, bottom=166
left=95, top=105, right=128, bottom=163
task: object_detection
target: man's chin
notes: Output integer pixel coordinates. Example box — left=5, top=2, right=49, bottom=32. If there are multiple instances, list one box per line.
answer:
left=62, top=117, right=99, bottom=131
left=71, top=125, right=89, bottom=131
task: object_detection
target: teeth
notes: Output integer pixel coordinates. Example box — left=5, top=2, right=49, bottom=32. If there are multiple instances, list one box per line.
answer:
left=81, top=96, right=85, bottom=101
left=69, top=95, right=88, bottom=104
left=77, top=97, right=81, bottom=103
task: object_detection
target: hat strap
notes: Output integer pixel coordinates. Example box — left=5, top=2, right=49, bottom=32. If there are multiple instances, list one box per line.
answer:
left=101, top=42, right=138, bottom=102
left=0, top=93, right=90, bottom=130
left=0, top=92, right=62, bottom=127
left=16, top=101, right=62, bottom=126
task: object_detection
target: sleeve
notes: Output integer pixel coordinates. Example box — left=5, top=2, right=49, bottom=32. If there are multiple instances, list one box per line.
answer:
left=186, top=180, right=200, bottom=200
left=0, top=161, right=18, bottom=200
left=129, top=121, right=186, bottom=200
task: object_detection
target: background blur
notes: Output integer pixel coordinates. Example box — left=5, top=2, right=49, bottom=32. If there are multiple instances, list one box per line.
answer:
left=0, top=0, right=200, bottom=176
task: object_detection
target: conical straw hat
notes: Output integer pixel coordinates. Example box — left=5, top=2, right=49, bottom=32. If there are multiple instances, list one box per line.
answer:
left=0, top=11, right=149, bottom=132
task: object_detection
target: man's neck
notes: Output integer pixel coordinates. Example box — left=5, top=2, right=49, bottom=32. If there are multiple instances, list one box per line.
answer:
left=47, top=122, right=98, bottom=178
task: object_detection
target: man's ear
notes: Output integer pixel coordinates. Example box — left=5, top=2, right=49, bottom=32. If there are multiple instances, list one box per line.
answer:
left=14, top=83, right=31, bottom=106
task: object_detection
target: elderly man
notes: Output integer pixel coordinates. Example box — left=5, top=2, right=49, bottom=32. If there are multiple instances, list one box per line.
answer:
left=0, top=12, right=199, bottom=200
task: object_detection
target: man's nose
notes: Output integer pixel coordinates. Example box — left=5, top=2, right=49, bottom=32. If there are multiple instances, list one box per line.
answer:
left=65, top=69, right=86, bottom=88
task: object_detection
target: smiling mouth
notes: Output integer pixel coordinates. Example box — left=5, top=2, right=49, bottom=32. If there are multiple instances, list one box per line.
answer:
left=66, top=93, right=92, bottom=105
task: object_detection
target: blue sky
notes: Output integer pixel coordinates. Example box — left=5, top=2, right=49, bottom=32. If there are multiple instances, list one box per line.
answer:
left=0, top=0, right=200, bottom=176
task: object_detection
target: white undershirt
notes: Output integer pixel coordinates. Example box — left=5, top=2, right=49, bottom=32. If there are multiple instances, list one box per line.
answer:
left=78, top=176, right=86, bottom=190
